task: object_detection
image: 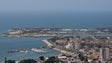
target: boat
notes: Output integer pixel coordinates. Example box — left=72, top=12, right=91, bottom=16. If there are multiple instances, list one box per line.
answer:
left=31, top=48, right=45, bottom=53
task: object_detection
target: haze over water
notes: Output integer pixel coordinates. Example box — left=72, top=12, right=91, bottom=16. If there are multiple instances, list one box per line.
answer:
left=0, top=12, right=112, bottom=31
left=0, top=0, right=112, bottom=32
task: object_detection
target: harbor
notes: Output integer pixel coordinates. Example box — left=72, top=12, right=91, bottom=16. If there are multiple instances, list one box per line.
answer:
left=0, top=28, right=112, bottom=63
left=0, top=37, right=59, bottom=62
left=7, top=46, right=48, bottom=54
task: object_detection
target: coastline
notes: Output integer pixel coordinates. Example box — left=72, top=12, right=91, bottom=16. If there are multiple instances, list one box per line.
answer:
left=42, top=39, right=53, bottom=47
left=42, top=39, right=74, bottom=55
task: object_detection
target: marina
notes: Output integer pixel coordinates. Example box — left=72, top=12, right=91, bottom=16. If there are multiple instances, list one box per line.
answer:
left=0, top=37, right=59, bottom=62
left=7, top=47, right=47, bottom=54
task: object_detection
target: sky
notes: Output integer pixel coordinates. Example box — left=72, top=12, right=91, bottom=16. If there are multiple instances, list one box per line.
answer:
left=0, top=0, right=112, bottom=13
left=0, top=0, right=112, bottom=29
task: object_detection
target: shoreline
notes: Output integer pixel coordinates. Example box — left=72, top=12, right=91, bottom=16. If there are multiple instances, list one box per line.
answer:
left=42, top=39, right=53, bottom=47
left=0, top=33, right=59, bottom=38
left=42, top=39, right=74, bottom=55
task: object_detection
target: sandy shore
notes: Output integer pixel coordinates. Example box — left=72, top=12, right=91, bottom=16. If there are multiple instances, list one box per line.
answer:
left=42, top=39, right=74, bottom=55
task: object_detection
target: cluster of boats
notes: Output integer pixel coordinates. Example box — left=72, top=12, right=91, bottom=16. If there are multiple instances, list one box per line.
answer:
left=8, top=48, right=46, bottom=54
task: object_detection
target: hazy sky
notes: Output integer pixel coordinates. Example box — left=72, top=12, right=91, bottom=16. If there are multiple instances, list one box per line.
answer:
left=0, top=0, right=112, bottom=29
left=0, top=0, right=112, bottom=13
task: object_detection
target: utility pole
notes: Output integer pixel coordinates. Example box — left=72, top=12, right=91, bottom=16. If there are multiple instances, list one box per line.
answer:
left=4, top=57, right=7, bottom=63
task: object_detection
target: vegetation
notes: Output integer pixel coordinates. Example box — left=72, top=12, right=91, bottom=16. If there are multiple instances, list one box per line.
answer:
left=44, top=56, right=59, bottom=63
left=19, top=59, right=36, bottom=63
left=48, top=37, right=60, bottom=42
left=5, top=60, right=15, bottom=63
left=39, top=56, right=45, bottom=61
left=3, top=56, right=59, bottom=63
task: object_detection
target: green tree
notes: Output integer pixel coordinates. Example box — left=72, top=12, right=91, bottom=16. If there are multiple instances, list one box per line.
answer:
left=4, top=57, right=7, bottom=63
left=19, top=59, right=36, bottom=63
left=39, top=56, right=45, bottom=61
left=5, top=60, right=15, bottom=63
left=44, top=56, right=59, bottom=63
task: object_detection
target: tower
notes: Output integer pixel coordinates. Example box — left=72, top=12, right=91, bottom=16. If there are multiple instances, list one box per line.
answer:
left=100, top=47, right=109, bottom=63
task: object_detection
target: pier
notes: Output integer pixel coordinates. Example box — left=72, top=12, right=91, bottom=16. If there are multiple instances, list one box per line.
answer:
left=0, top=33, right=60, bottom=38
left=7, top=47, right=48, bottom=54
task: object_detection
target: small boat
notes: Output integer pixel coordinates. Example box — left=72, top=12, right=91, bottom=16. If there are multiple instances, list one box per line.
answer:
left=19, top=50, right=29, bottom=54
left=31, top=48, right=45, bottom=53
left=25, top=50, right=28, bottom=54
left=19, top=50, right=25, bottom=53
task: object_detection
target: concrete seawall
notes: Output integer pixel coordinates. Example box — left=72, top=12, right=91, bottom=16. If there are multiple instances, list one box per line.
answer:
left=42, top=39, right=53, bottom=47
left=42, top=39, right=74, bottom=55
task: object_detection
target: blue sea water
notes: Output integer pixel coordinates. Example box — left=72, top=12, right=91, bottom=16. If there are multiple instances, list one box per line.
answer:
left=0, top=12, right=112, bottom=61
left=0, top=37, right=59, bottom=61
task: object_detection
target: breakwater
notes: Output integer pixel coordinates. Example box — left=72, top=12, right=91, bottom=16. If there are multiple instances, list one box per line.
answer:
left=0, top=33, right=60, bottom=38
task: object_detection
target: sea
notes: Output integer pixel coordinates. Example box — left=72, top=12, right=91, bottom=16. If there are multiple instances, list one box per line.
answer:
left=0, top=12, right=112, bottom=61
